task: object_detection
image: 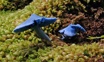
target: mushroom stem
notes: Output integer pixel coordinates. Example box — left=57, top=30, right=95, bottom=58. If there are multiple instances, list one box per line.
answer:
left=32, top=26, right=51, bottom=41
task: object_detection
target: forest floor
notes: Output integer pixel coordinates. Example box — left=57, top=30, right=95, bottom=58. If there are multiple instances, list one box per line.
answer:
left=48, top=7, right=104, bottom=47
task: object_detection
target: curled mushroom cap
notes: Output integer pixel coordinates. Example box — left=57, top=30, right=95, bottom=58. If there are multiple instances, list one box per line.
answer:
left=14, top=14, right=57, bottom=33
left=59, top=24, right=86, bottom=39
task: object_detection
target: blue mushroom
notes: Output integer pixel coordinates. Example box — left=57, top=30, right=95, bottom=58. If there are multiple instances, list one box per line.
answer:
left=59, top=24, right=86, bottom=40
left=13, top=14, right=57, bottom=41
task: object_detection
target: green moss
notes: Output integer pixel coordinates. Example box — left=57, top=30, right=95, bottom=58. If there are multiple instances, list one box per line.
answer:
left=0, top=0, right=33, bottom=10
left=0, top=0, right=104, bottom=62
left=41, top=43, right=104, bottom=62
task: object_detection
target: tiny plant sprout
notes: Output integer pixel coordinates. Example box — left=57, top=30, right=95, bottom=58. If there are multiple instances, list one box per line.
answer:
left=13, top=14, right=57, bottom=41
left=59, top=24, right=86, bottom=40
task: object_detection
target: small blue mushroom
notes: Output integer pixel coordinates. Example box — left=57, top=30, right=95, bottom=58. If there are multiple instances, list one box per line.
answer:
left=13, top=14, right=57, bottom=41
left=59, top=24, right=86, bottom=40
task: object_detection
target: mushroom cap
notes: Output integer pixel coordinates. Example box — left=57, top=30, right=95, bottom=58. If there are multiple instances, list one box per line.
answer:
left=13, top=14, right=57, bottom=33
left=71, top=24, right=86, bottom=32
left=59, top=24, right=86, bottom=37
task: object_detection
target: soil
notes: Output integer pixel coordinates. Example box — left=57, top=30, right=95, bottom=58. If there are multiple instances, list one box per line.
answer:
left=49, top=7, right=104, bottom=46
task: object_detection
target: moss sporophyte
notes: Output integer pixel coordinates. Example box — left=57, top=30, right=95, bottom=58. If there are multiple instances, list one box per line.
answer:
left=13, top=14, right=57, bottom=42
